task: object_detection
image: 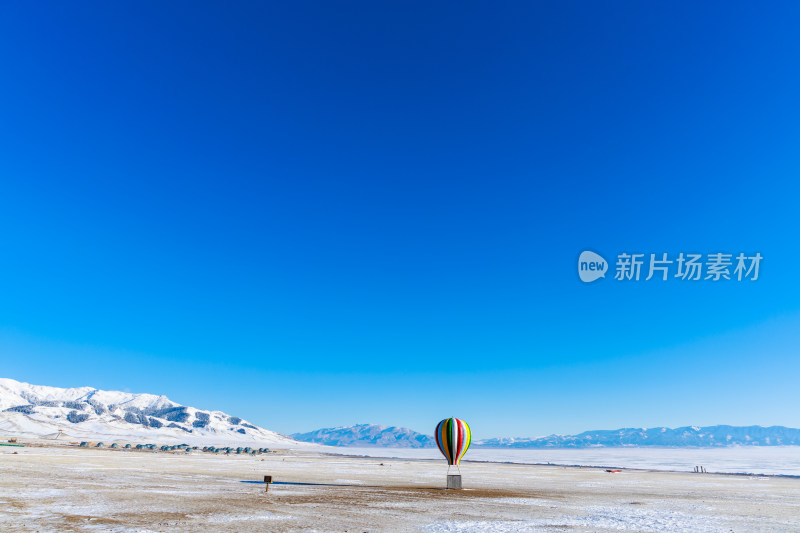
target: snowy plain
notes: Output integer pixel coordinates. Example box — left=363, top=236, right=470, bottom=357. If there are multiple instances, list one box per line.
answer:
left=328, top=445, right=800, bottom=476
left=2, top=445, right=799, bottom=532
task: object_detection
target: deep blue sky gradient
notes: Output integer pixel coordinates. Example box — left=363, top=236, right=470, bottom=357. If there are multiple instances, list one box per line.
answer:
left=1, top=2, right=799, bottom=438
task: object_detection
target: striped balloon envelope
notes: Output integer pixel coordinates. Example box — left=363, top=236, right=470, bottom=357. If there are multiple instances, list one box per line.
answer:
left=434, top=418, right=471, bottom=466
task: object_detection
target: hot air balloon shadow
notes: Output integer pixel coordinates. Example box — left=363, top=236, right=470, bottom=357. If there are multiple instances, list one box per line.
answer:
left=434, top=417, right=471, bottom=478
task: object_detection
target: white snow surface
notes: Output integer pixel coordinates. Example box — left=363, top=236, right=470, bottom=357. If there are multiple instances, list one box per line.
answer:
left=329, top=445, right=800, bottom=476
left=0, top=377, right=306, bottom=447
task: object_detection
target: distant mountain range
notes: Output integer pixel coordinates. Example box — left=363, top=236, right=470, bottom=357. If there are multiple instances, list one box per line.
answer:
left=292, top=423, right=435, bottom=448
left=292, top=424, right=800, bottom=448
left=5, top=378, right=799, bottom=449
left=0, top=378, right=300, bottom=446
left=477, top=425, right=800, bottom=448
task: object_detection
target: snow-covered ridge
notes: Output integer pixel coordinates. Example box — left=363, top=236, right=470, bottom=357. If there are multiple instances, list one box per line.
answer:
left=292, top=423, right=800, bottom=448
left=478, top=426, right=800, bottom=448
left=0, top=378, right=301, bottom=446
left=292, top=423, right=434, bottom=448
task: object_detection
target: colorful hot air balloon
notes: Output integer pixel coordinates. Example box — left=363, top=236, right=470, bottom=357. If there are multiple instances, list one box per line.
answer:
left=435, top=418, right=471, bottom=466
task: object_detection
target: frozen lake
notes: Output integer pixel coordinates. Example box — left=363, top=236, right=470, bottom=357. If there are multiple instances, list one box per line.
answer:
left=326, top=446, right=800, bottom=476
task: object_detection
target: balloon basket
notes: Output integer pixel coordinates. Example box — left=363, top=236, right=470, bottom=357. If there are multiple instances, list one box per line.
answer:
left=446, top=474, right=462, bottom=490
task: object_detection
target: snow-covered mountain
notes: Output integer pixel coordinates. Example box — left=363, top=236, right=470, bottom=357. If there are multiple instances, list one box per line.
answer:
left=7, top=377, right=798, bottom=449
left=0, top=378, right=302, bottom=446
left=292, top=424, right=434, bottom=448
left=478, top=426, right=800, bottom=448
left=292, top=423, right=800, bottom=448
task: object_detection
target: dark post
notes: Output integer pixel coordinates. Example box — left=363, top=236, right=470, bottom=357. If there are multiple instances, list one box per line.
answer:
left=264, top=475, right=273, bottom=492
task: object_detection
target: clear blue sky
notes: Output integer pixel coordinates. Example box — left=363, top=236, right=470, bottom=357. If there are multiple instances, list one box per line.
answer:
left=1, top=2, right=799, bottom=439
